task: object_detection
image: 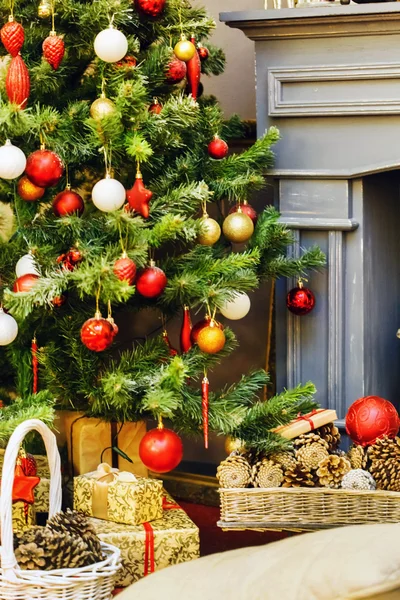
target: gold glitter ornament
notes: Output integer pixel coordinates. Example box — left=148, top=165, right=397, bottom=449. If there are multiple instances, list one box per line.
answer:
left=222, top=207, right=254, bottom=244
left=38, top=0, right=51, bottom=18
left=197, top=319, right=226, bottom=354
left=174, top=34, right=196, bottom=62
left=198, top=212, right=221, bottom=246
left=90, top=94, right=116, bottom=120
left=224, top=436, right=244, bottom=455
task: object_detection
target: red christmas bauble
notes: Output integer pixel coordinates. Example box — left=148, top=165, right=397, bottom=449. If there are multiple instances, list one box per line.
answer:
left=190, top=315, right=223, bottom=344
left=25, top=149, right=64, bottom=188
left=1, top=19, right=24, bottom=57
left=346, top=396, right=400, bottom=447
left=166, top=57, right=187, bottom=83
left=198, top=46, right=209, bottom=61
left=107, top=317, right=119, bottom=337
left=17, top=450, right=37, bottom=476
left=139, top=427, right=183, bottom=473
left=17, top=176, right=45, bottom=201
left=6, top=54, right=30, bottom=109
left=208, top=136, right=229, bottom=160
left=286, top=286, right=315, bottom=316
left=52, top=294, right=67, bottom=307
left=149, top=99, right=162, bottom=114
left=229, top=202, right=258, bottom=224
left=115, top=55, right=137, bottom=69
left=80, top=315, right=114, bottom=352
left=136, top=263, right=167, bottom=298
left=42, top=33, right=65, bottom=70
left=13, top=273, right=39, bottom=293
left=113, top=255, right=137, bottom=285
left=135, top=0, right=165, bottom=17
left=53, top=189, right=84, bottom=217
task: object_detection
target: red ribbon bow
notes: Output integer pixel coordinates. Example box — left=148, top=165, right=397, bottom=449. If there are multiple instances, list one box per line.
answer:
left=296, top=409, right=319, bottom=431
left=143, top=496, right=183, bottom=576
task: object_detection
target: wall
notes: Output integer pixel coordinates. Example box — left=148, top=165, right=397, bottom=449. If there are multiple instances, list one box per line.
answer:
left=201, top=0, right=260, bottom=119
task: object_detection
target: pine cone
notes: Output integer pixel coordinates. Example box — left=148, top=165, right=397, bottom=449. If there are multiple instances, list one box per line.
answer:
left=14, top=526, right=94, bottom=570
left=293, top=432, right=329, bottom=450
left=47, top=509, right=103, bottom=561
left=348, top=445, right=366, bottom=469
left=367, top=436, right=400, bottom=462
left=341, top=469, right=376, bottom=491
left=252, top=459, right=284, bottom=488
left=296, top=443, right=329, bottom=470
left=315, top=423, right=341, bottom=451
left=370, top=458, right=400, bottom=491
left=317, top=455, right=351, bottom=488
left=269, top=451, right=297, bottom=471
left=282, top=464, right=316, bottom=488
left=217, top=455, right=251, bottom=488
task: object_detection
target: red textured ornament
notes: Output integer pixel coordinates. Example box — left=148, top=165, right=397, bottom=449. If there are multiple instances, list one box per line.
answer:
left=346, top=396, right=400, bottom=447
left=126, top=171, right=152, bottom=218
left=286, top=285, right=315, bottom=316
left=186, top=35, right=201, bottom=100
left=1, top=18, right=24, bottom=57
left=6, top=54, right=30, bottom=109
left=52, top=294, right=67, bottom=307
left=53, top=188, right=84, bottom=217
left=11, top=464, right=40, bottom=504
left=17, top=176, right=45, bottom=201
left=139, top=425, right=183, bottom=473
left=166, top=57, right=187, bottom=83
left=115, top=55, right=137, bottom=69
left=149, top=98, right=162, bottom=114
left=113, top=254, right=137, bottom=285
left=162, top=330, right=178, bottom=356
left=25, top=149, right=64, bottom=188
left=191, top=315, right=223, bottom=344
left=42, top=32, right=65, bottom=70
left=229, top=201, right=258, bottom=224
left=57, top=248, right=82, bottom=271
left=136, top=261, right=167, bottom=298
left=17, top=449, right=37, bottom=477
left=80, top=313, right=114, bottom=352
left=198, top=45, right=209, bottom=61
left=135, top=0, right=166, bottom=17
left=208, top=135, right=229, bottom=160
left=13, top=273, right=39, bottom=293
left=180, top=305, right=192, bottom=353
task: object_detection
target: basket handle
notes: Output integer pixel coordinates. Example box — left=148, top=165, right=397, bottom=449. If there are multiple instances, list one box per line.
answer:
left=0, top=419, right=62, bottom=578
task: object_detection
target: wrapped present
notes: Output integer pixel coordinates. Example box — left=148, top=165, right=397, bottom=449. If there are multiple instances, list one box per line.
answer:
left=0, top=449, right=50, bottom=478
left=272, top=409, right=338, bottom=440
left=34, top=477, right=50, bottom=513
left=12, top=501, right=35, bottom=531
left=89, top=493, right=200, bottom=587
left=74, top=463, right=163, bottom=526
left=55, top=410, right=148, bottom=477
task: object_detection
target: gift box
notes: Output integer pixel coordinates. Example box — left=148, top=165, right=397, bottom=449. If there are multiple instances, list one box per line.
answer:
left=34, top=477, right=50, bottom=513
left=12, top=501, right=35, bottom=531
left=0, top=449, right=50, bottom=478
left=89, top=493, right=200, bottom=587
left=74, top=463, right=163, bottom=526
left=55, top=410, right=148, bottom=477
left=272, top=409, right=338, bottom=440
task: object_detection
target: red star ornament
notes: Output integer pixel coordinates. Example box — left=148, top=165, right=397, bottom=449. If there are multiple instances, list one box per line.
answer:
left=11, top=464, right=40, bottom=504
left=126, top=171, right=152, bottom=218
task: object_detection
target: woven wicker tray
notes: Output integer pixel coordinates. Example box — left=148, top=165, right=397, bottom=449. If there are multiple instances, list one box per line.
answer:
left=218, top=487, right=400, bottom=532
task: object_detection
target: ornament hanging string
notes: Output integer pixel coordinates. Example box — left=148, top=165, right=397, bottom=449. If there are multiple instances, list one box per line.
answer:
left=9, top=0, right=14, bottom=18
left=32, top=336, right=38, bottom=394
left=202, top=370, right=209, bottom=449
left=50, top=0, right=55, bottom=32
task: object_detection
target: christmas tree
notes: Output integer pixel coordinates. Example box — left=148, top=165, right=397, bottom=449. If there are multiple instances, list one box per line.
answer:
left=0, top=0, right=325, bottom=461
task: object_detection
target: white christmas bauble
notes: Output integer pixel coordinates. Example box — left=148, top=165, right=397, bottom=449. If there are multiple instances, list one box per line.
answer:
left=0, top=309, right=18, bottom=345
left=15, top=253, right=40, bottom=278
left=92, top=177, right=126, bottom=212
left=0, top=140, right=26, bottom=180
left=220, top=292, right=251, bottom=320
left=94, top=27, right=128, bottom=63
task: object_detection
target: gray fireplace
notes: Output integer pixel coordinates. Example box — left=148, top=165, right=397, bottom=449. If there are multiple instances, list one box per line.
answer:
left=221, top=4, right=400, bottom=424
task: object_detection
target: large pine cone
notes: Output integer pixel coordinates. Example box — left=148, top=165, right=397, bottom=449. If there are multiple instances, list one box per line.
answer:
left=348, top=445, right=366, bottom=470
left=217, top=455, right=251, bottom=488
left=296, top=442, right=329, bottom=470
left=367, top=436, right=400, bottom=462
left=293, top=432, right=329, bottom=451
left=47, top=509, right=103, bottom=561
left=341, top=469, right=376, bottom=491
left=252, top=459, right=284, bottom=488
left=282, top=464, right=316, bottom=488
left=315, top=423, right=341, bottom=452
left=14, top=526, right=94, bottom=570
left=317, top=455, right=351, bottom=488
left=370, top=458, right=400, bottom=491
left=269, top=451, right=297, bottom=472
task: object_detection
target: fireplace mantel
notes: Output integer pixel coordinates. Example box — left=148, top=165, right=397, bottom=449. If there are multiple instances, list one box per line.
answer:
left=221, top=5, right=400, bottom=421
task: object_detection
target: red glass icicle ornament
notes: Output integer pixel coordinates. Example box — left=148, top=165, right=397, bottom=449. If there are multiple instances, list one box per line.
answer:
left=202, top=373, right=209, bottom=449
left=186, top=34, right=201, bottom=101
left=6, top=54, right=30, bottom=108
left=32, top=337, right=38, bottom=394
left=43, top=31, right=65, bottom=70
left=180, top=305, right=192, bottom=353
left=1, top=16, right=24, bottom=56
left=162, top=330, right=178, bottom=356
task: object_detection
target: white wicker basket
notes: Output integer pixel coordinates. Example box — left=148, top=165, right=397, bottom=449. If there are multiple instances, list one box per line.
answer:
left=0, top=419, right=121, bottom=599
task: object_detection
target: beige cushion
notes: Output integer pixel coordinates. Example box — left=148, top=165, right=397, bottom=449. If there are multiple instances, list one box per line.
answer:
left=118, top=523, right=400, bottom=600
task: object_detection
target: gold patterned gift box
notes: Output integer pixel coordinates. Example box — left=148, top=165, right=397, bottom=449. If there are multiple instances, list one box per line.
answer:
left=89, top=493, right=200, bottom=587
left=10, top=501, right=35, bottom=531
left=34, top=477, right=50, bottom=513
left=74, top=463, right=164, bottom=526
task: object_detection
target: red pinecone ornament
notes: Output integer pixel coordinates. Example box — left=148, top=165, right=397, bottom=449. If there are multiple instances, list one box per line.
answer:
left=6, top=54, right=30, bottom=109
left=43, top=32, right=65, bottom=70
left=135, top=0, right=166, bottom=17
left=1, top=18, right=24, bottom=57
left=17, top=450, right=37, bottom=477
left=81, top=313, right=114, bottom=352
left=113, top=254, right=137, bottom=285
left=166, top=57, right=187, bottom=83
